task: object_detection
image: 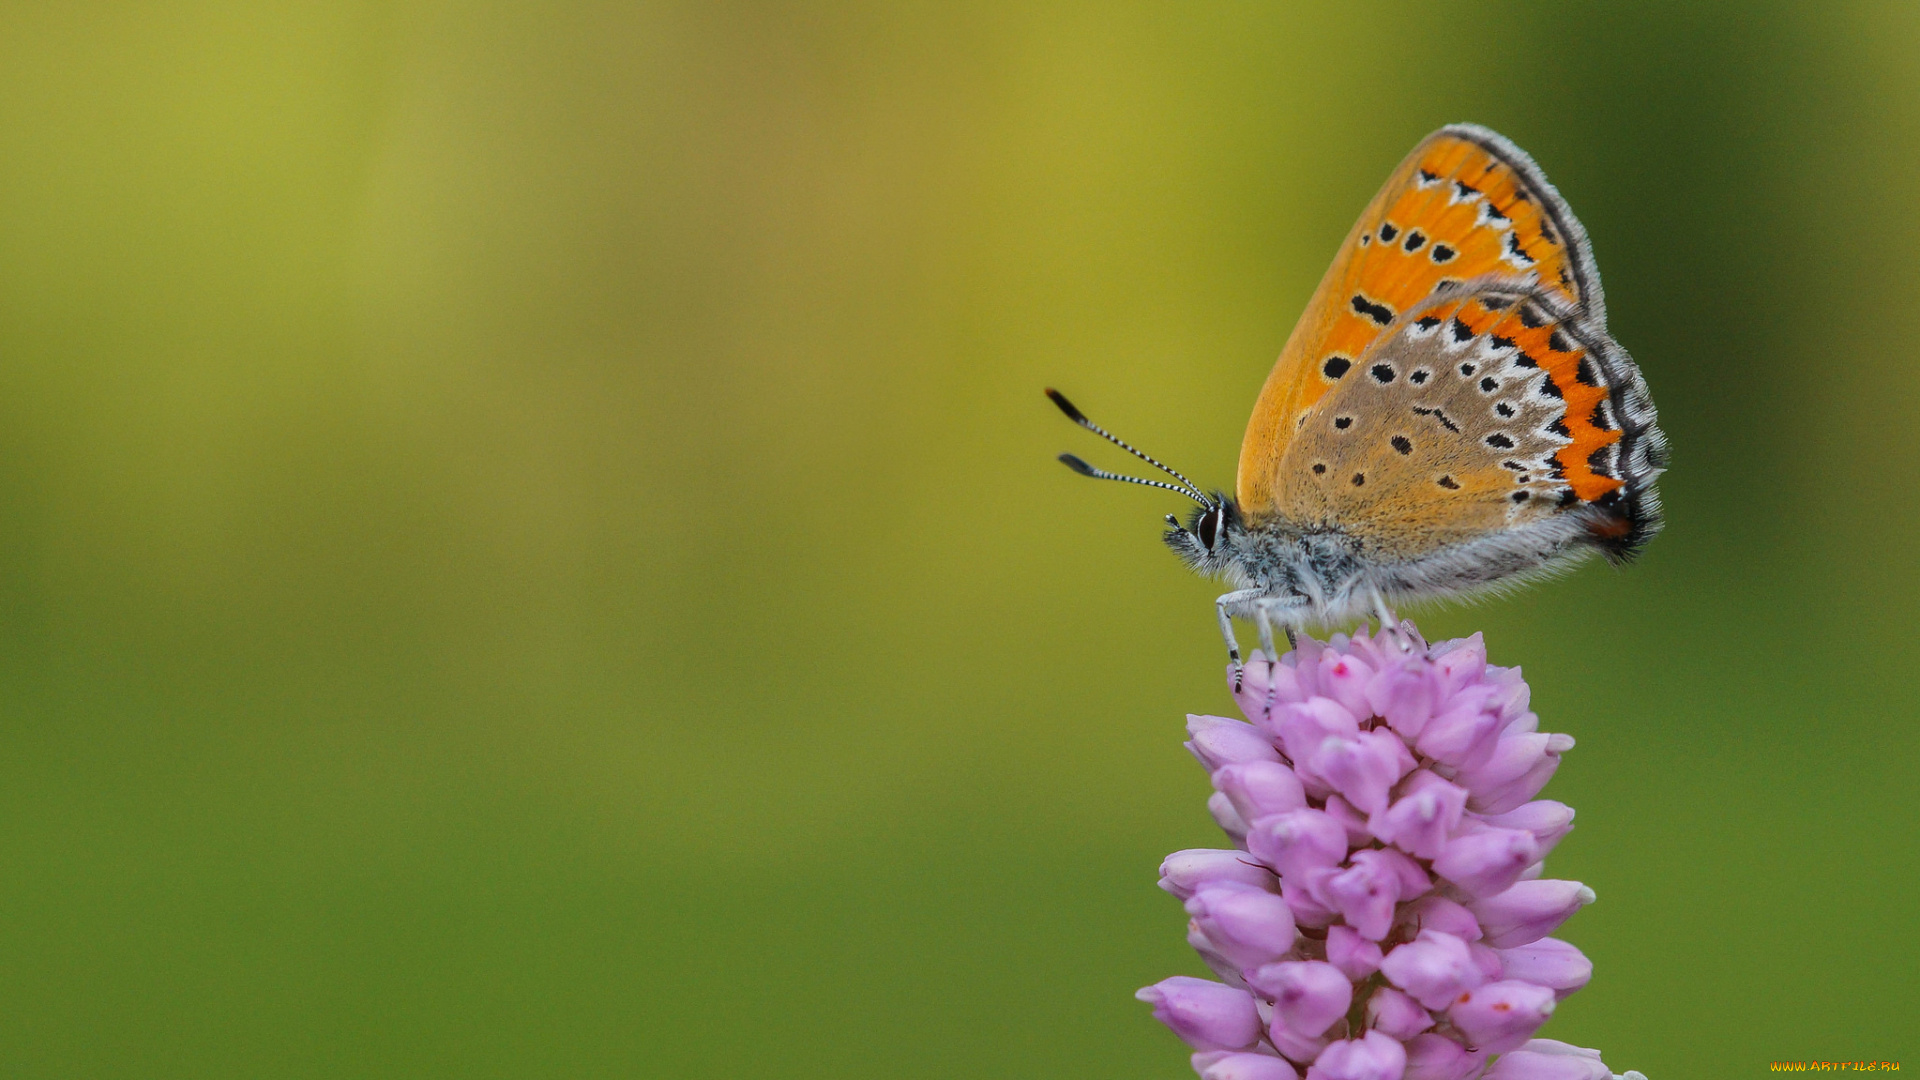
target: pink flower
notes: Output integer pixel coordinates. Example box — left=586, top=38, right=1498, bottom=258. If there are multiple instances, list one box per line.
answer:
left=1138, top=976, right=1263, bottom=1050
left=1141, top=624, right=1644, bottom=1080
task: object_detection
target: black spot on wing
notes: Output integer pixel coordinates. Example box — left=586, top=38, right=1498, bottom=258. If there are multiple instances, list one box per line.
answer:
left=1312, top=462, right=1327, bottom=475
left=1489, top=334, right=1515, bottom=350
left=1417, top=168, right=1440, bottom=185
left=1548, top=329, right=1576, bottom=353
left=1351, top=294, right=1395, bottom=326
left=1371, top=364, right=1396, bottom=384
left=1403, top=230, right=1427, bottom=253
left=1324, top=355, right=1352, bottom=379
left=1451, top=318, right=1474, bottom=343
left=1453, top=180, right=1480, bottom=201
left=1437, top=475, right=1460, bottom=490
left=1479, top=377, right=1499, bottom=393
left=1334, top=416, right=1353, bottom=430
left=1546, top=418, right=1573, bottom=439
left=1480, top=295, right=1514, bottom=311
left=1415, top=315, right=1442, bottom=330
left=1351, top=472, right=1366, bottom=487
left=1511, top=350, right=1538, bottom=369
left=1391, top=435, right=1412, bottom=455
left=1518, top=305, right=1546, bottom=329
left=1510, top=490, right=1530, bottom=503
left=1409, top=369, right=1430, bottom=385
left=1485, top=433, right=1515, bottom=449
left=1412, top=406, right=1461, bottom=434
left=1504, top=231, right=1535, bottom=266
left=1431, top=244, right=1458, bottom=264
left=1495, top=402, right=1516, bottom=418
left=1576, top=357, right=1602, bottom=386
left=1379, top=222, right=1399, bottom=242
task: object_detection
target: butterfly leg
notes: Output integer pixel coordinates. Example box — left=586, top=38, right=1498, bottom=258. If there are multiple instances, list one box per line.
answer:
left=1253, top=595, right=1309, bottom=663
left=1215, top=589, right=1267, bottom=690
left=1369, top=587, right=1413, bottom=653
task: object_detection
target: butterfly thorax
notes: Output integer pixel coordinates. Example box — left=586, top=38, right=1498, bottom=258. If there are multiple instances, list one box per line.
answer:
left=1168, top=501, right=1374, bottom=623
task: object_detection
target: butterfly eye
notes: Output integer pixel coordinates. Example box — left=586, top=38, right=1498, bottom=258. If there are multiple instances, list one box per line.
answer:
left=1197, top=507, right=1222, bottom=552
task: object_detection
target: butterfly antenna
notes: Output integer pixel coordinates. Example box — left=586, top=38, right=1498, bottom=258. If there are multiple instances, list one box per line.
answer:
left=1056, top=453, right=1211, bottom=506
left=1045, top=389, right=1213, bottom=506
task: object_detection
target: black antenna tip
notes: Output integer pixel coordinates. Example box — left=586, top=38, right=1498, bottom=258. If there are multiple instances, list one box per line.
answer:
left=1057, top=453, right=1100, bottom=477
left=1044, top=388, right=1087, bottom=423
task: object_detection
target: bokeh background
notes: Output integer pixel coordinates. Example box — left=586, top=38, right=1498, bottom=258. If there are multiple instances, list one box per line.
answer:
left=0, top=2, right=1914, bottom=1076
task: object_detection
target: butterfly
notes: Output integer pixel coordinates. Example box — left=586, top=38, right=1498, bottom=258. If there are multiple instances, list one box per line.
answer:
left=1049, top=124, right=1667, bottom=669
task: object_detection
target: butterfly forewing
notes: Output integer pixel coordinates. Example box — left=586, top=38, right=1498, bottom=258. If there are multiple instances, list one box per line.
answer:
left=1238, top=125, right=1604, bottom=516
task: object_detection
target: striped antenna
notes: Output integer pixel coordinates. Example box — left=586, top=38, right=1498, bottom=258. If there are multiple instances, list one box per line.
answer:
left=1057, top=454, right=1210, bottom=506
left=1045, top=389, right=1213, bottom=506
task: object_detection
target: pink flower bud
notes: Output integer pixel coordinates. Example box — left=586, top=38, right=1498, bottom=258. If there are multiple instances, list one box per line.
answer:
left=1479, top=801, right=1575, bottom=856
left=1482, top=1040, right=1611, bottom=1080
left=1322, top=794, right=1374, bottom=848
left=1325, top=924, right=1384, bottom=980
left=1380, top=929, right=1487, bottom=1011
left=1394, top=896, right=1483, bottom=942
left=1355, top=847, right=1431, bottom=899
left=1274, top=699, right=1362, bottom=780
left=1466, top=735, right=1572, bottom=815
left=1215, top=761, right=1310, bottom=822
left=1316, top=651, right=1377, bottom=720
left=1282, top=871, right=1339, bottom=928
left=1188, top=885, right=1298, bottom=970
left=1136, top=977, right=1262, bottom=1050
left=1309, top=729, right=1416, bottom=816
left=1190, top=715, right=1284, bottom=772
left=1268, top=1024, right=1332, bottom=1068
left=1195, top=1050, right=1304, bottom=1080
left=1433, top=827, right=1541, bottom=898
left=1369, top=771, right=1468, bottom=858
left=1403, top=1033, right=1488, bottom=1080
left=1233, top=658, right=1309, bottom=727
left=1452, top=733, right=1555, bottom=792
left=1306, top=1031, right=1408, bottom=1080
left=1246, top=809, right=1349, bottom=881
left=1247, top=960, right=1352, bottom=1039
left=1365, top=986, right=1434, bottom=1040
left=1211, top=792, right=1251, bottom=846
left=1429, top=634, right=1487, bottom=696
left=1448, top=979, right=1557, bottom=1053
left=1494, top=938, right=1592, bottom=998
left=1160, top=849, right=1279, bottom=900
left=1413, top=689, right=1505, bottom=770
left=1469, top=941, right=1505, bottom=982
left=1187, top=922, right=1251, bottom=987
left=1468, top=880, right=1594, bottom=949
left=1318, top=854, right=1402, bottom=941
left=1366, top=661, right=1442, bottom=740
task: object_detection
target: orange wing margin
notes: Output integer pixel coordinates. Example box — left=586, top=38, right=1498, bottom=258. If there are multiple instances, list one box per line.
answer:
left=1237, top=125, right=1603, bottom=518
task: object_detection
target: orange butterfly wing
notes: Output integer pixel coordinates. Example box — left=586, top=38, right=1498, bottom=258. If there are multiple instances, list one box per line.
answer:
left=1237, top=125, right=1605, bottom=518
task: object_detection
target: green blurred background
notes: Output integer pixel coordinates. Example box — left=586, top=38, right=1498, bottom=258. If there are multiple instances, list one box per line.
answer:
left=0, top=2, right=1913, bottom=1076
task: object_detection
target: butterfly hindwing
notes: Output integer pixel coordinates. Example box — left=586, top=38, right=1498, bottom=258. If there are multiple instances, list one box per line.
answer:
left=1272, top=283, right=1664, bottom=563
left=1238, top=125, right=1605, bottom=516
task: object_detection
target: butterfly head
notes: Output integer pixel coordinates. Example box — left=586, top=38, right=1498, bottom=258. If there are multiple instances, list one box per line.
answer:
left=1164, top=498, right=1242, bottom=573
